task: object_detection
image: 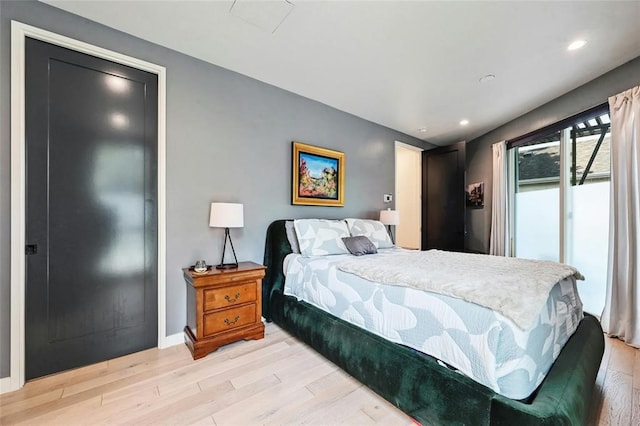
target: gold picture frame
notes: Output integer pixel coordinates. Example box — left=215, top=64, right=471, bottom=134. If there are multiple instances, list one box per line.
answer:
left=292, top=141, right=345, bottom=207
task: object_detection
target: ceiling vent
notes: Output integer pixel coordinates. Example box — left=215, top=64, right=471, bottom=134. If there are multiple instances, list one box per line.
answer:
left=229, top=0, right=295, bottom=34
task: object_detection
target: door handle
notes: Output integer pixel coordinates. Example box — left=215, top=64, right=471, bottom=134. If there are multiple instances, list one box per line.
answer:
left=25, top=244, right=38, bottom=255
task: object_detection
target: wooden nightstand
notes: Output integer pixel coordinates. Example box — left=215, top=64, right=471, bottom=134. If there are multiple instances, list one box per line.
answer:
left=183, top=261, right=266, bottom=359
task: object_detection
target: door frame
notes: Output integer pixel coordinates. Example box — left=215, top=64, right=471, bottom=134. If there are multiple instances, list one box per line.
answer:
left=7, top=21, right=168, bottom=392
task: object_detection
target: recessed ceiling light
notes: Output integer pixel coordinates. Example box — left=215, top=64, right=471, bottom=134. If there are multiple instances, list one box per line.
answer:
left=479, top=74, right=496, bottom=83
left=567, top=40, right=586, bottom=51
left=418, top=127, right=428, bottom=133
left=460, top=119, right=469, bottom=126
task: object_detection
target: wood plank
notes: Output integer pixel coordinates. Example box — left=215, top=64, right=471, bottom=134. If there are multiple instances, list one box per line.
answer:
left=634, top=348, right=640, bottom=390
left=222, top=324, right=290, bottom=359
left=187, top=415, right=217, bottom=426
left=100, top=381, right=158, bottom=406
left=608, top=337, right=636, bottom=375
left=0, top=356, right=195, bottom=425
left=264, top=370, right=362, bottom=425
left=0, top=360, right=109, bottom=405
left=215, top=341, right=340, bottom=425
left=588, top=334, right=612, bottom=426
left=305, top=368, right=358, bottom=395
left=95, top=367, right=204, bottom=423
left=103, top=382, right=206, bottom=425
left=632, top=389, right=640, bottom=426
left=212, top=372, right=315, bottom=424
left=0, top=388, right=63, bottom=417
left=154, top=344, right=276, bottom=395
left=304, top=386, right=395, bottom=424
left=344, top=409, right=377, bottom=425
left=273, top=353, right=337, bottom=386
left=229, top=343, right=317, bottom=389
left=359, top=385, right=414, bottom=424
left=60, top=344, right=188, bottom=397
left=133, top=375, right=279, bottom=426
left=599, top=370, right=632, bottom=426
left=14, top=394, right=102, bottom=426
left=196, top=342, right=294, bottom=391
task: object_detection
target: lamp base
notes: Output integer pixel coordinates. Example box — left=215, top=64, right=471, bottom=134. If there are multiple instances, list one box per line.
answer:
left=215, top=263, right=239, bottom=270
left=216, top=227, right=239, bottom=270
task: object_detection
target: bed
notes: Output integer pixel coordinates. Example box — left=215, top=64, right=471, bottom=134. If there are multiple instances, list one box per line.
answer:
left=262, top=219, right=604, bottom=425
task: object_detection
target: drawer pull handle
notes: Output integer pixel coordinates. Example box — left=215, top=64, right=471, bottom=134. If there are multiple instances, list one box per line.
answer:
left=224, top=293, right=241, bottom=303
left=224, top=316, right=240, bottom=326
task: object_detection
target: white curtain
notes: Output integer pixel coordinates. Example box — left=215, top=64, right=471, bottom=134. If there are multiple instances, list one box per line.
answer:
left=489, top=140, right=509, bottom=256
left=601, top=86, right=640, bottom=347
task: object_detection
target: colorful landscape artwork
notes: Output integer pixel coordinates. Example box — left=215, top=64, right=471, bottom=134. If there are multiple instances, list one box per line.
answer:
left=292, top=141, right=345, bottom=206
left=298, top=153, right=338, bottom=199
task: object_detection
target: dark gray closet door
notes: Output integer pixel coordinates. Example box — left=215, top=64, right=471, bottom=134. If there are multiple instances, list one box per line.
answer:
left=25, top=38, right=158, bottom=380
left=422, top=141, right=466, bottom=251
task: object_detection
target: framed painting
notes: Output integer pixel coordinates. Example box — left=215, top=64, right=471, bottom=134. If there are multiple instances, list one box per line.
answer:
left=466, top=182, right=484, bottom=207
left=292, top=141, right=345, bottom=206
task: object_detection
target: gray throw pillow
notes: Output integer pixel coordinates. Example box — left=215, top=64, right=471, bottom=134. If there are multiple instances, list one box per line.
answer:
left=342, top=236, right=378, bottom=256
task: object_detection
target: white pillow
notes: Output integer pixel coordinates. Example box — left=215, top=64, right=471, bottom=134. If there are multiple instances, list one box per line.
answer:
left=285, top=221, right=301, bottom=254
left=345, top=218, right=394, bottom=249
left=293, top=219, right=350, bottom=257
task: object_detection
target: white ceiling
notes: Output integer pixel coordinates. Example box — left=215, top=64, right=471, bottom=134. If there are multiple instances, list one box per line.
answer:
left=42, top=0, right=640, bottom=146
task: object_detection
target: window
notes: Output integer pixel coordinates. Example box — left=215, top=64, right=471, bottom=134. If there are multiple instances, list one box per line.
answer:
left=509, top=105, right=610, bottom=315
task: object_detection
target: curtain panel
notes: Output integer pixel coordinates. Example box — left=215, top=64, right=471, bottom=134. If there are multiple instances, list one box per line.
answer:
left=602, top=85, right=640, bottom=347
left=489, top=141, right=509, bottom=256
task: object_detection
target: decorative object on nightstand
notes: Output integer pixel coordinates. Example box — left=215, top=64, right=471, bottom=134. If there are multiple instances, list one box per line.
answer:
left=380, top=208, right=400, bottom=244
left=209, top=202, right=243, bottom=269
left=193, top=260, right=207, bottom=273
left=183, top=261, right=266, bottom=359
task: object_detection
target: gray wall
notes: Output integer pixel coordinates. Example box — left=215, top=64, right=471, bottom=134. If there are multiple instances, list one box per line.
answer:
left=466, top=56, right=640, bottom=254
left=0, top=0, right=432, bottom=378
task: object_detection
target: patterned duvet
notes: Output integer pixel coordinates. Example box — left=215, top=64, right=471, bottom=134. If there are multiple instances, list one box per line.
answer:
left=283, top=249, right=584, bottom=399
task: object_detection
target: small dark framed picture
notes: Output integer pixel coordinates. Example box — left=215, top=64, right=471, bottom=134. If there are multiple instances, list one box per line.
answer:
left=466, top=182, right=484, bottom=207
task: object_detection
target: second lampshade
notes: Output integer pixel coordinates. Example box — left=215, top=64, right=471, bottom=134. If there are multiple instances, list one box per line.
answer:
left=209, top=202, right=244, bottom=269
left=379, top=209, right=400, bottom=244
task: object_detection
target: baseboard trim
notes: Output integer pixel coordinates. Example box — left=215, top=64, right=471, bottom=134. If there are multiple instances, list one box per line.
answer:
left=159, top=332, right=184, bottom=349
left=0, top=376, right=16, bottom=394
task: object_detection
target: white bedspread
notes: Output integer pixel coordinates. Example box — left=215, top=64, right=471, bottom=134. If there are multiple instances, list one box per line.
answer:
left=338, top=249, right=584, bottom=330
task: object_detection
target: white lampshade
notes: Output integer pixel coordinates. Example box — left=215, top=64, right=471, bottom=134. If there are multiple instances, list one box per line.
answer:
left=209, top=203, right=244, bottom=228
left=379, top=209, right=400, bottom=225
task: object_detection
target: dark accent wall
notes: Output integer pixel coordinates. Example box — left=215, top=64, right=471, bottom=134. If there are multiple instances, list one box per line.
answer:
left=0, top=0, right=432, bottom=378
left=466, top=56, right=640, bottom=254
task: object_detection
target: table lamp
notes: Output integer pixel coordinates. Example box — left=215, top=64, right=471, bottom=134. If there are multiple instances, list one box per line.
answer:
left=379, top=208, right=400, bottom=244
left=209, top=202, right=244, bottom=269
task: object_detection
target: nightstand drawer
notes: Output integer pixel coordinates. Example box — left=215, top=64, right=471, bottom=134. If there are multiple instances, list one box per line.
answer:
left=203, top=304, right=257, bottom=336
left=203, top=282, right=257, bottom=311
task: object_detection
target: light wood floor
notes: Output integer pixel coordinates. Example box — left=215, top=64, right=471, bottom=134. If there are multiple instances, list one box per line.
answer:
left=0, top=322, right=638, bottom=425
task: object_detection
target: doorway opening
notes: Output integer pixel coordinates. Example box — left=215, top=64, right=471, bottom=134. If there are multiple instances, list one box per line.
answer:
left=394, top=141, right=422, bottom=250
left=509, top=107, right=610, bottom=316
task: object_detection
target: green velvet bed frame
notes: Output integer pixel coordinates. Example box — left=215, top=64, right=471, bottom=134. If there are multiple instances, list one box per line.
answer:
left=262, top=220, right=604, bottom=425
